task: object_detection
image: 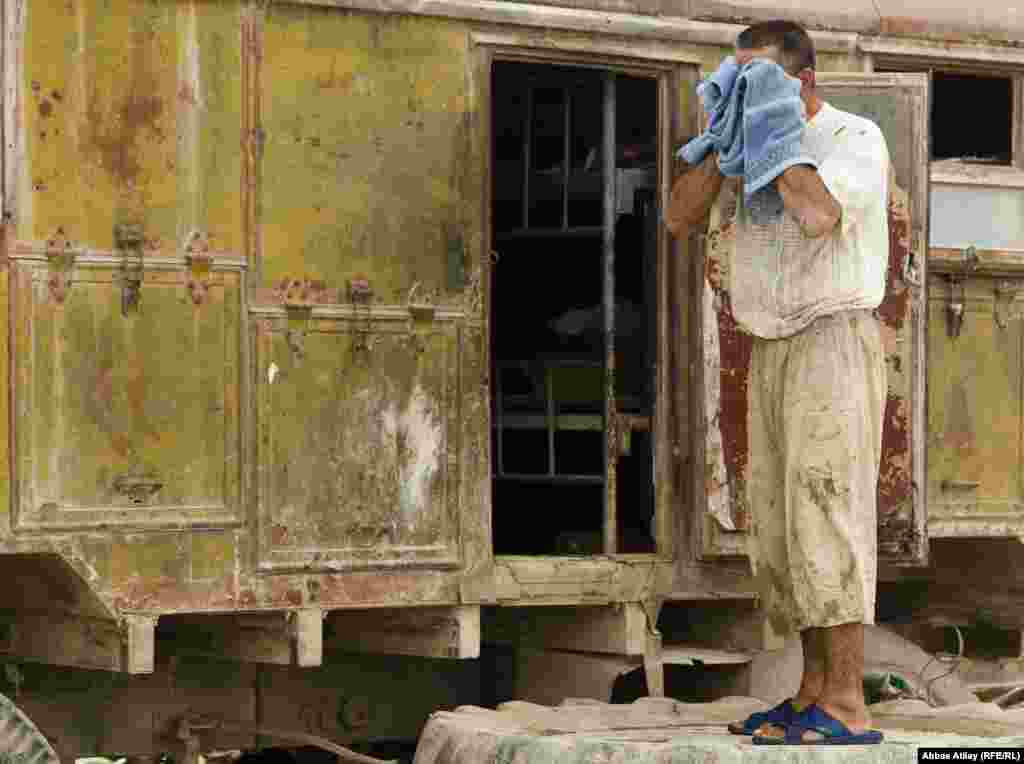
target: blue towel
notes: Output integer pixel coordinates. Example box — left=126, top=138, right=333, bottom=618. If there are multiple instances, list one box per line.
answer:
left=679, top=56, right=817, bottom=221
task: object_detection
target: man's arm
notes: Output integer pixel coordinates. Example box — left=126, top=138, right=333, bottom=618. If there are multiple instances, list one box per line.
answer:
left=665, top=154, right=724, bottom=237
left=776, top=165, right=841, bottom=239
left=778, top=124, right=889, bottom=240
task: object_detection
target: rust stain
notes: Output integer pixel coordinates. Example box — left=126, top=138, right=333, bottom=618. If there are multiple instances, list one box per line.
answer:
left=270, top=524, right=289, bottom=546
left=178, top=82, right=198, bottom=106
left=878, top=392, right=912, bottom=520
left=83, top=24, right=166, bottom=183
left=272, top=277, right=331, bottom=305
left=712, top=282, right=753, bottom=528
left=876, top=193, right=911, bottom=331
left=879, top=16, right=930, bottom=37
left=875, top=185, right=917, bottom=552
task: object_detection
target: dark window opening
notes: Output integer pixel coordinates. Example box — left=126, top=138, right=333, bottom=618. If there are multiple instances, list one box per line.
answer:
left=932, top=72, right=1013, bottom=164
left=490, top=61, right=659, bottom=556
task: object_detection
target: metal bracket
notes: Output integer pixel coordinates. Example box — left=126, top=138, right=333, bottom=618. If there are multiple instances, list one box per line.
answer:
left=115, top=223, right=145, bottom=317
left=45, top=228, right=75, bottom=304
left=941, top=479, right=980, bottom=492
left=113, top=472, right=164, bottom=505
left=995, top=280, right=1022, bottom=329
left=185, top=231, right=213, bottom=306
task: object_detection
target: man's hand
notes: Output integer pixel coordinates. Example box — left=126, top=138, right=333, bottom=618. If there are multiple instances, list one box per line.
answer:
left=776, top=165, right=841, bottom=238
left=665, top=154, right=724, bottom=237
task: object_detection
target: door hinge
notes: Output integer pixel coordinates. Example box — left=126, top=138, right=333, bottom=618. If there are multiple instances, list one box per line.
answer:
left=45, top=228, right=75, bottom=304
left=185, top=231, right=213, bottom=306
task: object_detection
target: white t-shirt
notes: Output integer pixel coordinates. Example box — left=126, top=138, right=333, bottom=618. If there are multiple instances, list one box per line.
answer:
left=727, top=102, right=891, bottom=340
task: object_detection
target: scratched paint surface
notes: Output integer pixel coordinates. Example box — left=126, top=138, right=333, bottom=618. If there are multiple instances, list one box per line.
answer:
left=257, top=318, right=459, bottom=570
left=927, top=277, right=1023, bottom=519
left=13, top=265, right=242, bottom=528
left=21, top=0, right=243, bottom=251
left=259, top=7, right=479, bottom=299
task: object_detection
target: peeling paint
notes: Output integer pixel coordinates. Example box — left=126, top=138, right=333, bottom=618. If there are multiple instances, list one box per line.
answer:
left=876, top=185, right=916, bottom=551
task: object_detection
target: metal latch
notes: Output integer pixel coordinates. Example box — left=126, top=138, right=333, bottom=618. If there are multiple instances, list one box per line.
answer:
left=405, top=282, right=435, bottom=356
left=113, top=471, right=164, bottom=505
left=348, top=276, right=376, bottom=358
left=946, top=275, right=965, bottom=339
left=995, top=280, right=1022, bottom=329
left=278, top=278, right=328, bottom=361
left=902, top=228, right=924, bottom=288
left=45, top=228, right=75, bottom=304
left=115, top=223, right=145, bottom=317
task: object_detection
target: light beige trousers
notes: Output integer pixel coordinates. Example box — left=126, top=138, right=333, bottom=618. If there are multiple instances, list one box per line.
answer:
left=747, top=309, right=887, bottom=634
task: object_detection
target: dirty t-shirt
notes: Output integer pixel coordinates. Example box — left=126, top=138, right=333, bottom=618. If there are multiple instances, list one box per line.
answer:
left=729, top=102, right=890, bottom=340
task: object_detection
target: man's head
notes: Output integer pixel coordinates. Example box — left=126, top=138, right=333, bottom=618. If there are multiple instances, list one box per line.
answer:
left=735, top=21, right=817, bottom=98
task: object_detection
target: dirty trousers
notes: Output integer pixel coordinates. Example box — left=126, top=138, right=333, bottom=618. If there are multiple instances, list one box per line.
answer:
left=746, top=309, right=886, bottom=634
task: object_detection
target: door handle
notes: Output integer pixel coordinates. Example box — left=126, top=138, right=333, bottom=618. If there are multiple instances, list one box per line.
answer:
left=941, top=479, right=980, bottom=492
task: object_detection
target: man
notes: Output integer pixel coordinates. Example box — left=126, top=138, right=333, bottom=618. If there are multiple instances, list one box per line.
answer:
left=665, top=21, right=890, bottom=744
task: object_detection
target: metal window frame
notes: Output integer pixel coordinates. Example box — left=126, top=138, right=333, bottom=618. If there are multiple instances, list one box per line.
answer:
left=477, top=36, right=685, bottom=559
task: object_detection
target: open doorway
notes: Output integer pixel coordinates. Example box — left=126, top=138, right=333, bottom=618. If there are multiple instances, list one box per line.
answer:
left=489, top=60, right=659, bottom=556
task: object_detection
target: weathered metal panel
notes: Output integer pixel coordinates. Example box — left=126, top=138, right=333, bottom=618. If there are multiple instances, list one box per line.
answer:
left=10, top=259, right=245, bottom=531
left=699, top=74, right=930, bottom=564
left=254, top=311, right=462, bottom=572
left=0, top=268, right=9, bottom=536
left=257, top=7, right=482, bottom=303
left=17, top=0, right=244, bottom=253
left=927, top=276, right=1024, bottom=538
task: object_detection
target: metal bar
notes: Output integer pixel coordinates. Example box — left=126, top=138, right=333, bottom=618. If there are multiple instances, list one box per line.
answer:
left=562, top=88, right=572, bottom=230
left=496, top=226, right=603, bottom=241
left=494, top=474, right=605, bottom=485
left=522, top=86, right=533, bottom=230
left=546, top=367, right=557, bottom=476
left=495, top=364, right=505, bottom=477
left=602, top=71, right=618, bottom=555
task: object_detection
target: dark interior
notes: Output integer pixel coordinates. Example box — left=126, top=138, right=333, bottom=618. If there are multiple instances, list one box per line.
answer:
left=931, top=72, right=1013, bottom=163
left=489, top=61, right=659, bottom=556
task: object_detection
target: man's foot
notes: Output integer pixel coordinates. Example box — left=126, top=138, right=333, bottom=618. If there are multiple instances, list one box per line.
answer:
left=727, top=698, right=797, bottom=735
left=751, top=704, right=883, bottom=745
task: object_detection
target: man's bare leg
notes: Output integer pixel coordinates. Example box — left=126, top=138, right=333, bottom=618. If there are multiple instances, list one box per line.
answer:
left=759, top=623, right=869, bottom=738
left=794, top=628, right=825, bottom=708
left=817, top=622, right=871, bottom=733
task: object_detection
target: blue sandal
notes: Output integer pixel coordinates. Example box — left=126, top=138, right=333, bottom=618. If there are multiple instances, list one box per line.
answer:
left=728, top=698, right=797, bottom=735
left=752, top=704, right=884, bottom=745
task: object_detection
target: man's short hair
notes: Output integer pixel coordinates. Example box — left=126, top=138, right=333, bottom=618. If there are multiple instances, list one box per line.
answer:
left=736, top=20, right=815, bottom=75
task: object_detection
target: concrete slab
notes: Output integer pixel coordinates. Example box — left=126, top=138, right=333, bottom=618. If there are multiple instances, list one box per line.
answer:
left=414, top=698, right=1024, bottom=764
